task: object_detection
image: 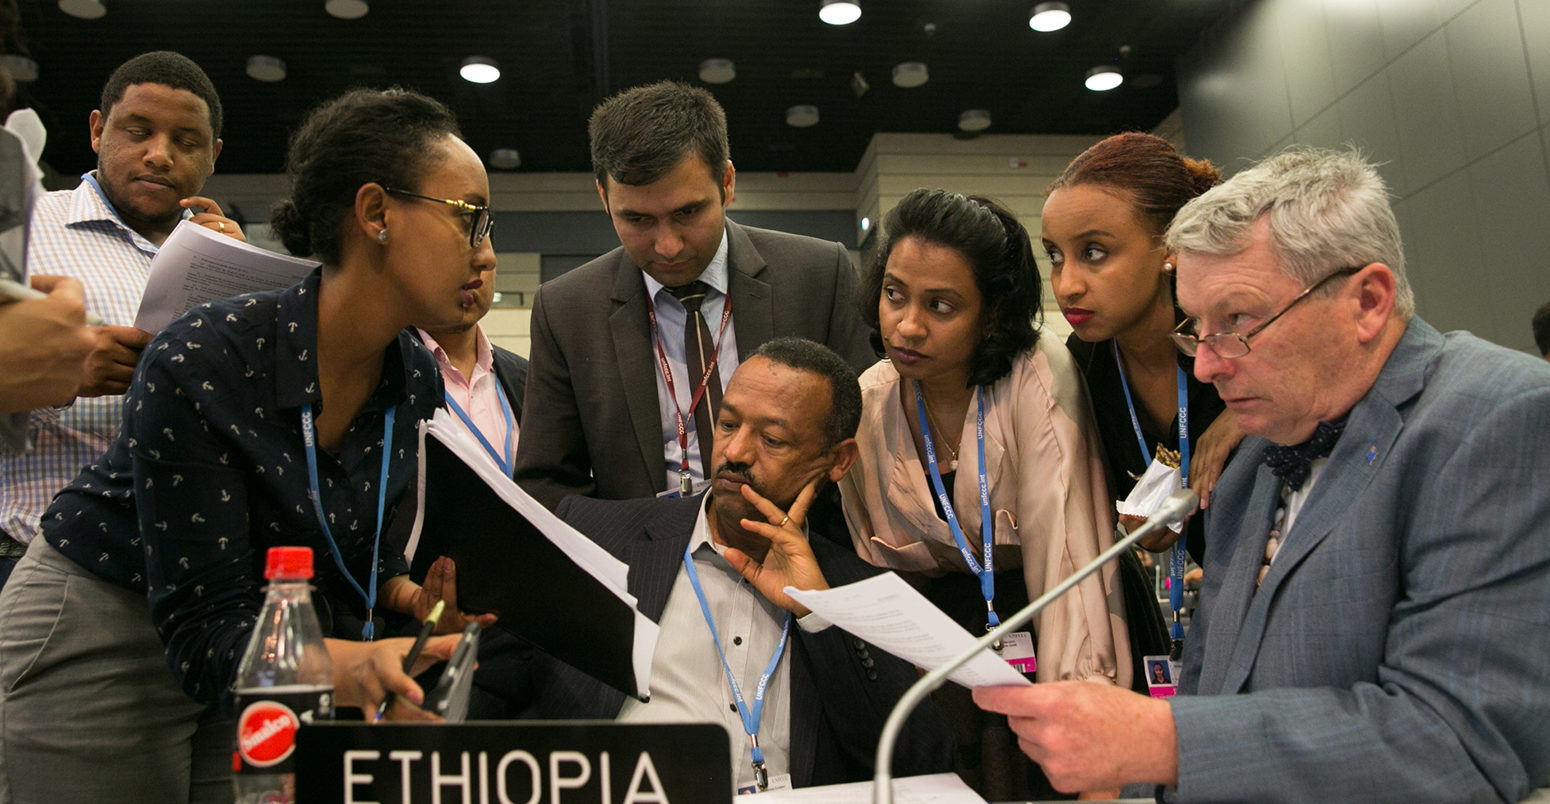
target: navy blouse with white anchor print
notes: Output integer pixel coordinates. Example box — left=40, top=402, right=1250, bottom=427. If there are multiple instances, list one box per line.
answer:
left=42, top=271, right=442, bottom=706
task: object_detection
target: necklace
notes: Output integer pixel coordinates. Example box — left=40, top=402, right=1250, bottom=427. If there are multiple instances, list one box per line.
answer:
left=918, top=387, right=962, bottom=470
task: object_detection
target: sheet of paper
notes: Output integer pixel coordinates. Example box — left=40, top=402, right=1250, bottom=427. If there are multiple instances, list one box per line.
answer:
left=786, top=573, right=1032, bottom=689
left=135, top=220, right=318, bottom=333
left=753, top=772, right=983, bottom=803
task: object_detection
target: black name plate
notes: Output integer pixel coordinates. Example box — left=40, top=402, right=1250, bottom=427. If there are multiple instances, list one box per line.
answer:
left=296, top=721, right=731, bottom=803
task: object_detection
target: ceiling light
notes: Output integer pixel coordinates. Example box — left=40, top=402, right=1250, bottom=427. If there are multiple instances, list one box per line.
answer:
left=1085, top=65, right=1123, bottom=91
left=323, top=0, right=368, bottom=19
left=1028, top=2, right=1071, bottom=32
left=460, top=56, right=500, bottom=84
left=1, top=54, right=38, bottom=83
left=958, top=109, right=992, bottom=132
left=489, top=148, right=522, bottom=170
left=891, top=62, right=929, bottom=89
left=57, top=0, right=106, bottom=19
left=245, top=55, right=287, bottom=83
left=698, top=58, right=736, bottom=84
left=850, top=71, right=870, bottom=98
left=786, top=105, right=820, bottom=128
left=819, top=0, right=861, bottom=26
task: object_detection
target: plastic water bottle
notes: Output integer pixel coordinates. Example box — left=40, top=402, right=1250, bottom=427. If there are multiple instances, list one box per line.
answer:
left=233, top=546, right=334, bottom=804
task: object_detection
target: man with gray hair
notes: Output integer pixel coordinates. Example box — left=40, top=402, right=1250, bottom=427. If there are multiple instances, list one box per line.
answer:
left=973, top=147, right=1550, bottom=801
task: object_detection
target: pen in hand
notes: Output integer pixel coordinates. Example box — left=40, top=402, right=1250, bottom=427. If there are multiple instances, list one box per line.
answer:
left=0, top=278, right=106, bottom=326
left=375, top=599, right=445, bottom=721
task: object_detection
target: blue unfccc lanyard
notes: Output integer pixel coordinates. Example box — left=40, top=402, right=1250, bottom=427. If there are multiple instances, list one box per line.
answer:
left=682, top=540, right=791, bottom=788
left=915, top=381, right=999, bottom=628
left=300, top=404, right=394, bottom=640
left=443, top=385, right=516, bottom=475
left=1111, top=341, right=1191, bottom=640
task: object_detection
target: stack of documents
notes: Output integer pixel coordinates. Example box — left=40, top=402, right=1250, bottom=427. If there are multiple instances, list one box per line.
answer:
left=135, top=220, right=317, bottom=333
left=406, top=412, right=659, bottom=699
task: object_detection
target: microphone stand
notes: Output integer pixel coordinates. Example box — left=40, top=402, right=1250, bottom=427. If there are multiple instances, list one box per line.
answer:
left=871, top=489, right=1199, bottom=804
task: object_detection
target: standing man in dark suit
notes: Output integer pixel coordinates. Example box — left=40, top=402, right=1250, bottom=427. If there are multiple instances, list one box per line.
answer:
left=972, top=148, right=1550, bottom=801
left=522, top=338, right=950, bottom=791
left=514, top=81, right=874, bottom=510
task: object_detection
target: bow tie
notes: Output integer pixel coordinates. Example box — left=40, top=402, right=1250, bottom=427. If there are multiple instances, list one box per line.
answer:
left=1263, top=420, right=1346, bottom=491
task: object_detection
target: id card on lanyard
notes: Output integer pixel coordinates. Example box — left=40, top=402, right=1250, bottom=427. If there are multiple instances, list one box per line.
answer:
left=1111, top=341, right=1191, bottom=649
left=682, top=542, right=791, bottom=792
left=914, top=382, right=1032, bottom=666
left=647, top=294, right=732, bottom=496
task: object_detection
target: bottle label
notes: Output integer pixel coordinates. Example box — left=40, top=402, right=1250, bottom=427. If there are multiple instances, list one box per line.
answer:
left=235, top=688, right=333, bottom=775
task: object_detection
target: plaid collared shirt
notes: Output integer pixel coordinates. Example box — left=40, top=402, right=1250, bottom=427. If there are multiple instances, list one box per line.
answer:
left=0, top=174, right=161, bottom=547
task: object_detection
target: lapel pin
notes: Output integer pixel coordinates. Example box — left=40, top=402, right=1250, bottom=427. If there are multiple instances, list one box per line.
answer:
left=1365, top=445, right=1378, bottom=464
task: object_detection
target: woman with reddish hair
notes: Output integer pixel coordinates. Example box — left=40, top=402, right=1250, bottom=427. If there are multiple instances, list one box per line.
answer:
left=1042, top=132, right=1240, bottom=671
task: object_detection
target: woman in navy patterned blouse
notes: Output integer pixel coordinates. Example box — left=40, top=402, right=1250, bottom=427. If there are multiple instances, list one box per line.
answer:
left=0, top=88, right=497, bottom=800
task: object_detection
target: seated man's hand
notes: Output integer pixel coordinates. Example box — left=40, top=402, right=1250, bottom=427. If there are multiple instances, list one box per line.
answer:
left=723, top=479, right=828, bottom=617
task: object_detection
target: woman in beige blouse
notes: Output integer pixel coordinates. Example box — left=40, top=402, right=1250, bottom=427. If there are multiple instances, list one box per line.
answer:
left=839, top=188, right=1129, bottom=800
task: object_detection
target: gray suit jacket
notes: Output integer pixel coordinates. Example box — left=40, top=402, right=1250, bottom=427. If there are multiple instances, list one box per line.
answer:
left=1169, top=318, right=1550, bottom=802
left=514, top=220, right=875, bottom=509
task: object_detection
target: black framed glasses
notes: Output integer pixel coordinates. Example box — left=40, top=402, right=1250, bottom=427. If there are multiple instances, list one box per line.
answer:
left=1170, top=265, right=1363, bottom=358
left=383, top=187, right=493, bottom=249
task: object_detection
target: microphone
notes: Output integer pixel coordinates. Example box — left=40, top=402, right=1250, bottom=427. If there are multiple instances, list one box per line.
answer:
left=870, top=488, right=1199, bottom=803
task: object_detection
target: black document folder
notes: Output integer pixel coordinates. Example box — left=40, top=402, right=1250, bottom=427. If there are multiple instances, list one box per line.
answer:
left=406, top=420, right=655, bottom=700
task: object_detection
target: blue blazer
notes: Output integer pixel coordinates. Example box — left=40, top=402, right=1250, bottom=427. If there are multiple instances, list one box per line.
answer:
left=1171, top=318, right=1550, bottom=802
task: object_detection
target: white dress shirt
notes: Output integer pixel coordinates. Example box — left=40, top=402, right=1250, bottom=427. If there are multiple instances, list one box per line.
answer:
left=640, top=230, right=739, bottom=493
left=617, top=494, right=828, bottom=791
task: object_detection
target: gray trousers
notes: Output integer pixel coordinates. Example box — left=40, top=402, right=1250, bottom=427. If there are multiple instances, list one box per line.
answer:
left=0, top=538, right=232, bottom=803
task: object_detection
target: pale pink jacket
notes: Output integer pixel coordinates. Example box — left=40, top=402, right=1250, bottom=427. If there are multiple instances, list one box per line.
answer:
left=839, top=334, right=1131, bottom=687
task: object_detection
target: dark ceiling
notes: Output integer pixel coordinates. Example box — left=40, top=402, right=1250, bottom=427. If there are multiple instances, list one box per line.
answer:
left=7, top=0, right=1237, bottom=177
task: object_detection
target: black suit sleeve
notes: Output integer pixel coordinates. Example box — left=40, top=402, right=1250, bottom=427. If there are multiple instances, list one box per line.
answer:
left=513, top=287, right=597, bottom=509
left=491, top=344, right=529, bottom=422
left=792, top=536, right=955, bottom=785
left=824, top=242, right=881, bottom=373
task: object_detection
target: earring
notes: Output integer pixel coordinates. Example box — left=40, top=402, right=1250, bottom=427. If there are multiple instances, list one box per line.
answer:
left=1163, top=262, right=1175, bottom=274
left=377, top=229, right=389, bottom=243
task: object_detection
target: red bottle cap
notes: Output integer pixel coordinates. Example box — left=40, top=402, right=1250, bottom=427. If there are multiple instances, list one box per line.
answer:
left=264, top=546, right=314, bottom=580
